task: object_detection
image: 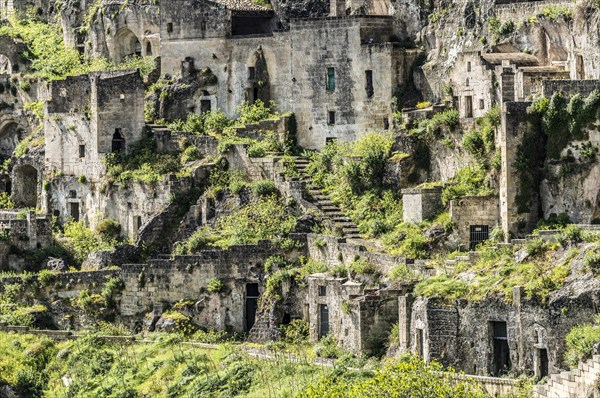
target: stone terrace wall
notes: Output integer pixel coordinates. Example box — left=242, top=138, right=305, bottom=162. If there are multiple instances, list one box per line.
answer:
left=542, top=80, right=600, bottom=98
left=494, top=0, right=575, bottom=23
left=119, top=241, right=278, bottom=333
left=306, top=233, right=430, bottom=276
left=534, top=354, right=600, bottom=398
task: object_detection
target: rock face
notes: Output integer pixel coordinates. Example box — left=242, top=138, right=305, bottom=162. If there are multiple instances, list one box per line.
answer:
left=272, top=0, right=329, bottom=26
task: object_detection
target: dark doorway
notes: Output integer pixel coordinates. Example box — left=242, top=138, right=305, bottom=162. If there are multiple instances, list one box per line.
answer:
left=465, top=95, right=473, bottom=118
left=491, top=321, right=511, bottom=376
left=470, top=225, right=489, bottom=249
left=538, top=348, right=549, bottom=379
left=13, top=165, right=38, bottom=208
left=245, top=283, right=259, bottom=331
left=112, top=129, right=126, bottom=153
left=146, top=42, right=152, bottom=56
left=200, top=100, right=212, bottom=114
left=319, top=304, right=329, bottom=338
left=416, top=328, right=424, bottom=357
left=365, top=70, right=373, bottom=98
left=70, top=202, right=80, bottom=222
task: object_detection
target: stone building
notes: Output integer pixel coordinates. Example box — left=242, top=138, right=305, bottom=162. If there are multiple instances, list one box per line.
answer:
left=160, top=0, right=422, bottom=148
left=44, top=70, right=145, bottom=181
left=401, top=186, right=443, bottom=224
left=0, top=210, right=52, bottom=270
left=450, top=195, right=500, bottom=249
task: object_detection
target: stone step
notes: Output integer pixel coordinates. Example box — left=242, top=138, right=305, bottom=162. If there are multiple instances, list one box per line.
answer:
left=334, top=221, right=356, bottom=228
left=322, top=207, right=343, bottom=213
left=332, top=216, right=352, bottom=222
left=316, top=200, right=335, bottom=207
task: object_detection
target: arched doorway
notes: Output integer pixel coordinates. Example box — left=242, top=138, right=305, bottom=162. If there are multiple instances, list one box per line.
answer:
left=12, top=165, right=38, bottom=208
left=115, top=28, right=142, bottom=62
left=0, top=120, right=20, bottom=157
left=112, top=129, right=126, bottom=153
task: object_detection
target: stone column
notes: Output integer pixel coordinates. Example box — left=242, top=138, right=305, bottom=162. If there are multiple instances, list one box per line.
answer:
left=398, top=293, right=412, bottom=351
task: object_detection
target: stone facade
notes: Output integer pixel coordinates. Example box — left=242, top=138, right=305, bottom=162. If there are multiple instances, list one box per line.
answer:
left=45, top=70, right=145, bottom=181
left=160, top=2, right=422, bottom=148
left=401, top=187, right=443, bottom=224
left=0, top=210, right=52, bottom=270
left=450, top=195, right=500, bottom=247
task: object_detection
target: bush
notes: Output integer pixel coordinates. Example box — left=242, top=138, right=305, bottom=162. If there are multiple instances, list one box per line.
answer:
left=280, top=319, right=310, bottom=345
left=565, top=322, right=600, bottom=368
left=207, top=278, right=224, bottom=293
left=441, top=164, right=494, bottom=205
left=0, top=192, right=14, bottom=209
left=95, top=219, right=121, bottom=240
left=315, top=334, right=342, bottom=359
left=62, top=221, right=115, bottom=265
left=37, top=270, right=59, bottom=287
left=348, top=258, right=377, bottom=275
left=461, top=129, right=485, bottom=156
left=251, top=180, right=278, bottom=197
left=236, top=99, right=276, bottom=125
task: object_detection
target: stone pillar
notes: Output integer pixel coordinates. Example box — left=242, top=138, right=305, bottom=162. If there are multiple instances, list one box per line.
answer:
left=398, top=293, right=413, bottom=351
left=330, top=0, right=346, bottom=16
left=499, top=101, right=542, bottom=239
left=513, top=286, right=524, bottom=373
left=500, top=62, right=515, bottom=103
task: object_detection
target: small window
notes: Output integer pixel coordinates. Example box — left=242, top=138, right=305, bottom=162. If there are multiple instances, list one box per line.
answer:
left=201, top=20, right=206, bottom=31
left=79, top=145, right=85, bottom=158
left=383, top=118, right=389, bottom=130
left=167, top=22, right=174, bottom=33
left=467, top=61, right=472, bottom=72
left=318, top=285, right=327, bottom=296
left=200, top=99, right=211, bottom=114
left=248, top=67, right=256, bottom=80
left=68, top=190, right=77, bottom=199
left=326, top=67, right=335, bottom=91
left=146, top=42, right=152, bottom=56
left=328, top=111, right=336, bottom=125
left=479, top=99, right=485, bottom=109
left=466, top=78, right=470, bottom=87
left=365, top=70, right=373, bottom=98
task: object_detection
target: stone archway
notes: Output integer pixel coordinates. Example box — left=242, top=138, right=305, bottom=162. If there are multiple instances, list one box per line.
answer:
left=12, top=164, right=38, bottom=208
left=115, top=28, right=142, bottom=62
left=0, top=120, right=20, bottom=157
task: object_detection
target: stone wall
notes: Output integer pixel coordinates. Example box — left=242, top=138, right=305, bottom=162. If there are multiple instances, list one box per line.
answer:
left=450, top=195, right=500, bottom=247
left=534, top=354, right=600, bottom=398
left=119, top=241, right=278, bottom=333
left=494, top=0, right=575, bottom=24
left=402, top=187, right=443, bottom=223
left=160, top=11, right=422, bottom=148
left=45, top=70, right=145, bottom=181
left=0, top=210, right=52, bottom=270
left=409, top=286, right=600, bottom=378
left=500, top=101, right=542, bottom=238
left=542, top=80, right=600, bottom=98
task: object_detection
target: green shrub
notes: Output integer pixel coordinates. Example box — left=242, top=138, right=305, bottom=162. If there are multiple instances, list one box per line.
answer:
left=95, top=219, right=121, bottom=240
left=61, top=221, right=115, bottom=264
left=315, top=334, right=342, bottom=359
left=441, top=164, right=494, bottom=204
left=280, top=319, right=310, bottom=345
left=462, top=129, right=485, bottom=156
left=207, top=278, right=224, bottom=293
left=0, top=192, right=14, bottom=209
left=389, top=264, right=417, bottom=281
left=251, top=180, right=278, bottom=196
left=37, top=270, right=59, bottom=287
left=387, top=323, right=400, bottom=347
left=559, top=225, right=583, bottom=245
left=565, top=322, right=600, bottom=368
left=348, top=258, right=377, bottom=275
left=236, top=99, right=276, bottom=125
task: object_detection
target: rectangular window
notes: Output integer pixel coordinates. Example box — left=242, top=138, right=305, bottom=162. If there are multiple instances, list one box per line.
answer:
left=167, top=22, right=173, bottom=33
left=467, top=61, right=472, bottom=72
left=326, top=67, right=335, bottom=91
left=79, top=145, right=85, bottom=158
left=328, top=111, right=336, bottom=125
left=383, top=118, right=390, bottom=130
left=365, top=70, right=373, bottom=98
left=248, top=67, right=256, bottom=80
left=319, top=304, right=330, bottom=338
left=318, top=285, right=327, bottom=296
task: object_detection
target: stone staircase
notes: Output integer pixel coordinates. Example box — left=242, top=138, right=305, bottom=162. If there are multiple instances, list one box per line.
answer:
left=534, top=354, right=600, bottom=398
left=293, top=156, right=362, bottom=240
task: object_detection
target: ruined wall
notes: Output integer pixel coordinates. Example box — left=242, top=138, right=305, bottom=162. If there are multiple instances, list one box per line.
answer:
left=411, top=282, right=600, bottom=378
left=401, top=187, right=443, bottom=223
left=119, top=242, right=277, bottom=333
left=0, top=211, right=52, bottom=270
left=500, top=101, right=542, bottom=238
left=450, top=195, right=500, bottom=246
left=45, top=71, right=144, bottom=181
